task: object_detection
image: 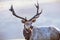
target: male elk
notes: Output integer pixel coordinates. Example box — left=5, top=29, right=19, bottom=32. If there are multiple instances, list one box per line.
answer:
left=9, top=2, right=60, bottom=40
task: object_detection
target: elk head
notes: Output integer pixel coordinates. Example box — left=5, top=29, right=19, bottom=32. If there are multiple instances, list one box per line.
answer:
left=9, top=2, right=42, bottom=30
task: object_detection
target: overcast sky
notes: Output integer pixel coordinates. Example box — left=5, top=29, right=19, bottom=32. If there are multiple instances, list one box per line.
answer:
left=0, top=0, right=60, bottom=10
left=0, top=0, right=60, bottom=39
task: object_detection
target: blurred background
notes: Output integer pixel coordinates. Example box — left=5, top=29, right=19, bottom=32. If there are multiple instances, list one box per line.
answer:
left=0, top=0, right=60, bottom=39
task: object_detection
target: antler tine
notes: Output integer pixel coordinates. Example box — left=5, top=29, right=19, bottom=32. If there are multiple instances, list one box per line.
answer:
left=35, top=0, right=39, bottom=14
left=9, top=5, right=26, bottom=20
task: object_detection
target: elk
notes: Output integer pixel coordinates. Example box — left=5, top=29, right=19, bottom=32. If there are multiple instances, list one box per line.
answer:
left=9, top=2, right=60, bottom=40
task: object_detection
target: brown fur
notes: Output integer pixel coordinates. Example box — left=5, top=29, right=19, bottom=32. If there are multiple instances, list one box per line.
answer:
left=23, top=26, right=33, bottom=40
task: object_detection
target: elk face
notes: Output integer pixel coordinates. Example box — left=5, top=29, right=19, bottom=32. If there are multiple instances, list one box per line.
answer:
left=22, top=19, right=33, bottom=29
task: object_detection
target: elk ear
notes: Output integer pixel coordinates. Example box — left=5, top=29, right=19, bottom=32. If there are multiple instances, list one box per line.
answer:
left=21, top=20, right=26, bottom=23
left=31, top=19, right=36, bottom=22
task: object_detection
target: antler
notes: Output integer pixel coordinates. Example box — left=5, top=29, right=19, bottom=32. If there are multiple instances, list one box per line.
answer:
left=35, top=0, right=39, bottom=14
left=9, top=5, right=26, bottom=20
left=29, top=1, right=42, bottom=22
